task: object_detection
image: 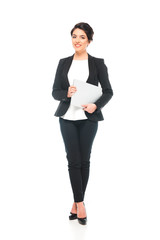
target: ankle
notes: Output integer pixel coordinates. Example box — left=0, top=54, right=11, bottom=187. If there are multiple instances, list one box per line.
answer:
left=76, top=201, right=83, bottom=206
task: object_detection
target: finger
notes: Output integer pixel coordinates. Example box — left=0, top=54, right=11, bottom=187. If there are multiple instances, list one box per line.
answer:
left=71, top=92, right=76, bottom=96
left=70, top=86, right=77, bottom=90
left=71, top=91, right=76, bottom=95
left=70, top=88, right=76, bottom=92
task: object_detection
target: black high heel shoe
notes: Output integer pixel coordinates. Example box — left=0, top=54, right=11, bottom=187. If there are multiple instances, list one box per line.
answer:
left=69, top=212, right=77, bottom=220
left=77, top=216, right=87, bottom=225
left=77, top=202, right=87, bottom=225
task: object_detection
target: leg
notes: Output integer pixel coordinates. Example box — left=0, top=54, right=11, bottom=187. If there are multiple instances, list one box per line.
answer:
left=79, top=119, right=98, bottom=198
left=59, top=118, right=84, bottom=202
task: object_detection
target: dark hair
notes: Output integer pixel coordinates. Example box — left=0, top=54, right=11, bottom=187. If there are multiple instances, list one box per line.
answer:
left=71, top=22, right=94, bottom=41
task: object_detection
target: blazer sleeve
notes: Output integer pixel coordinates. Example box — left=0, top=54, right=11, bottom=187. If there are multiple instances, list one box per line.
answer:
left=94, top=59, right=113, bottom=112
left=52, top=59, right=70, bottom=102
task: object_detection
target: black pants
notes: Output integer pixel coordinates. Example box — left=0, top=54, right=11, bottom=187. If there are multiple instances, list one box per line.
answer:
left=59, top=117, right=98, bottom=202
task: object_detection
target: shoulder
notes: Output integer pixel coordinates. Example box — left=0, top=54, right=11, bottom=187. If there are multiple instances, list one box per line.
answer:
left=89, top=55, right=109, bottom=73
left=56, top=55, right=73, bottom=69
left=89, top=54, right=105, bottom=65
left=59, top=55, right=73, bottom=63
left=92, top=56, right=104, bottom=61
left=89, top=55, right=107, bottom=69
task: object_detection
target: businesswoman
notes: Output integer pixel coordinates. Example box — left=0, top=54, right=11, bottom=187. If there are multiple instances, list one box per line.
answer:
left=52, top=22, right=113, bottom=225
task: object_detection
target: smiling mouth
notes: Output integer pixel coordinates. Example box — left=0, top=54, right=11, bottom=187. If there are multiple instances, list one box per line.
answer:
left=75, top=44, right=81, bottom=48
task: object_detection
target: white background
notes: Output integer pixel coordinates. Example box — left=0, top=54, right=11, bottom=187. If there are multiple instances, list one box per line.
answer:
left=0, top=0, right=160, bottom=239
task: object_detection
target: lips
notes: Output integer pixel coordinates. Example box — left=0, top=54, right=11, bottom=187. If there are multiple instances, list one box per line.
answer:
left=75, top=44, right=81, bottom=48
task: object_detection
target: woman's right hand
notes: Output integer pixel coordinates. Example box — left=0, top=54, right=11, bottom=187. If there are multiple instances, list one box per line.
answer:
left=67, top=86, right=77, bottom=98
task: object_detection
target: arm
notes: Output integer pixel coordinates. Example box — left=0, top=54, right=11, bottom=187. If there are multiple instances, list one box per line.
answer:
left=94, top=59, right=113, bottom=112
left=52, top=59, right=70, bottom=102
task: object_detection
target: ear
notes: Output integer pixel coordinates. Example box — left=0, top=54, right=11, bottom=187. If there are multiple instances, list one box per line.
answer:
left=87, top=40, right=91, bottom=47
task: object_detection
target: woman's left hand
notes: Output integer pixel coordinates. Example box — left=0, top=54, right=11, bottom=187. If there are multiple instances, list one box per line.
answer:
left=82, top=104, right=97, bottom=114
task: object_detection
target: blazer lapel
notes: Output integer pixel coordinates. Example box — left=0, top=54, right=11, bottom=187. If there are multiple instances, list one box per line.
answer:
left=87, top=54, right=95, bottom=84
left=62, top=54, right=74, bottom=87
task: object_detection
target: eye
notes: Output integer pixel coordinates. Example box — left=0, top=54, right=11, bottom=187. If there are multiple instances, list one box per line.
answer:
left=72, top=35, right=76, bottom=38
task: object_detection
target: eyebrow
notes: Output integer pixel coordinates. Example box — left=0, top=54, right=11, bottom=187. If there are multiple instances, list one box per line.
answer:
left=72, top=34, right=86, bottom=37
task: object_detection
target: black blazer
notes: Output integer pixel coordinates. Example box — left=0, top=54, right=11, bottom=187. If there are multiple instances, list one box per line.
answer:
left=52, top=53, right=113, bottom=121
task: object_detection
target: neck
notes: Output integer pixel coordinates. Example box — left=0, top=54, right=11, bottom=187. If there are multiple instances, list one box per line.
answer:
left=73, top=51, right=88, bottom=60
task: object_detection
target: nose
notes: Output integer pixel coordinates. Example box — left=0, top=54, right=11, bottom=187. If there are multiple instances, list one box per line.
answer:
left=75, top=37, right=80, bottom=43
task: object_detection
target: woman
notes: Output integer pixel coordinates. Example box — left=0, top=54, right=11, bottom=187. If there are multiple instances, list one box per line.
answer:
left=52, top=22, right=113, bottom=225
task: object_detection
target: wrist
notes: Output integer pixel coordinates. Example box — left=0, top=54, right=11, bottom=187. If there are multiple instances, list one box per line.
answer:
left=93, top=104, right=97, bottom=109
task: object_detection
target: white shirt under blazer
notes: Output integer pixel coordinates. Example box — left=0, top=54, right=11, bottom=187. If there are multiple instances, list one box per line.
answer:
left=61, top=59, right=89, bottom=120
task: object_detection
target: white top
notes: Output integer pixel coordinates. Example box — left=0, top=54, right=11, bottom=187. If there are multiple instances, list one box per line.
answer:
left=61, top=59, right=89, bottom=120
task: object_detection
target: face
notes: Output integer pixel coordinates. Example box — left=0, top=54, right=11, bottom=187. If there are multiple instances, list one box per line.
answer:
left=71, top=28, right=90, bottom=53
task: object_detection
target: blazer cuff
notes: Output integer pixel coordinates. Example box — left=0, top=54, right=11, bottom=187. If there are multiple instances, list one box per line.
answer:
left=52, top=89, right=70, bottom=102
left=94, top=102, right=102, bottom=113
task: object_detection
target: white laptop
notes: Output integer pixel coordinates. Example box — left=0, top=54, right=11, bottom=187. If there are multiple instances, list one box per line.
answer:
left=71, top=79, right=102, bottom=108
